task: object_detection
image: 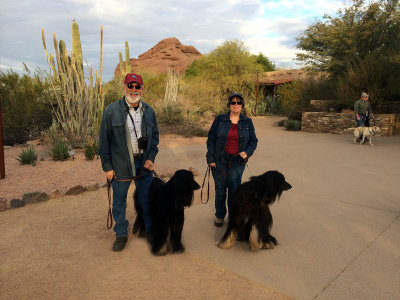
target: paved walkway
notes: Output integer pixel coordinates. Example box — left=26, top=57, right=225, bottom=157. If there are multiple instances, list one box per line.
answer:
left=158, top=117, right=400, bottom=299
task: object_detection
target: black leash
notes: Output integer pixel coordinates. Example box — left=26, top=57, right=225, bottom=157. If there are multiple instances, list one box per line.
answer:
left=200, top=153, right=243, bottom=205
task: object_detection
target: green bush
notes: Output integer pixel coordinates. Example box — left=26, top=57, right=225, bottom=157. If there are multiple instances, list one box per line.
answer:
left=16, top=147, right=38, bottom=166
left=84, top=140, right=99, bottom=160
left=285, top=120, right=301, bottom=131
left=277, top=119, right=286, bottom=127
left=0, top=68, right=54, bottom=145
left=51, top=140, right=70, bottom=161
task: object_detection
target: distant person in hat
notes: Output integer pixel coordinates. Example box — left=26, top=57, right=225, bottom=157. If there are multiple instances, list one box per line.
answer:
left=206, top=92, right=258, bottom=227
left=354, top=92, right=374, bottom=128
left=99, top=73, right=159, bottom=251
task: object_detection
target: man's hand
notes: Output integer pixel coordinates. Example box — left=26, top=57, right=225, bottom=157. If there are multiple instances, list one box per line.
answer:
left=209, top=162, right=216, bottom=168
left=144, top=160, right=154, bottom=171
left=356, top=114, right=360, bottom=121
left=105, top=170, right=115, bottom=181
left=239, top=152, right=248, bottom=159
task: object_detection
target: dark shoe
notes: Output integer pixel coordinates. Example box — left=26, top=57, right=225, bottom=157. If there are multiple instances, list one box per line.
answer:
left=214, top=217, right=224, bottom=227
left=112, top=236, right=127, bottom=251
left=146, top=232, right=155, bottom=244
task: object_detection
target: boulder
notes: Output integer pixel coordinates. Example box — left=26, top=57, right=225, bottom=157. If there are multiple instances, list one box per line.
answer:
left=65, top=185, right=87, bottom=196
left=10, top=199, right=24, bottom=209
left=1, top=198, right=11, bottom=211
left=22, top=192, right=50, bottom=205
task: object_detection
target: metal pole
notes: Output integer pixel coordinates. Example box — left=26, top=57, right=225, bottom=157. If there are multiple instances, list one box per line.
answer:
left=0, top=97, right=5, bottom=179
left=255, top=71, right=259, bottom=116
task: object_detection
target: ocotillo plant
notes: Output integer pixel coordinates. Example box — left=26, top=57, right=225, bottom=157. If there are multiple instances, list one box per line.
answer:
left=118, top=41, right=131, bottom=76
left=41, top=21, right=104, bottom=147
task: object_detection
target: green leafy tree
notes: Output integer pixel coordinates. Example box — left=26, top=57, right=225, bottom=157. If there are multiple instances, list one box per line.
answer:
left=183, top=40, right=273, bottom=115
left=252, top=53, right=276, bottom=71
left=296, top=0, right=400, bottom=75
left=296, top=0, right=400, bottom=106
left=185, top=40, right=264, bottom=80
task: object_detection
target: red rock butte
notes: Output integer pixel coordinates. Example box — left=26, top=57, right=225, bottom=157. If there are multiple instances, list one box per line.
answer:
left=114, top=37, right=202, bottom=76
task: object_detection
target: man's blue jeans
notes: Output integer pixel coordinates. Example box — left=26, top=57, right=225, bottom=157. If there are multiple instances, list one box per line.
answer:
left=112, top=158, right=153, bottom=237
left=211, top=153, right=245, bottom=220
left=356, top=115, right=369, bottom=127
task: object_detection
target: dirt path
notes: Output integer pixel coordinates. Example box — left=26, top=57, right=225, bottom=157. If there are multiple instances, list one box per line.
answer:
left=0, top=118, right=291, bottom=299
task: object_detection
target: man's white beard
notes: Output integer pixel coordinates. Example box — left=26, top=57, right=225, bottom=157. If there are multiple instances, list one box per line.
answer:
left=125, top=90, right=141, bottom=105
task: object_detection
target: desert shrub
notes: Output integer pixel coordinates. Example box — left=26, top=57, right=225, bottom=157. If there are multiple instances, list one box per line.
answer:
left=16, top=147, right=38, bottom=166
left=0, top=68, right=54, bottom=145
left=276, top=81, right=312, bottom=120
left=285, top=120, right=301, bottom=131
left=277, top=119, right=286, bottom=127
left=84, top=140, right=99, bottom=160
left=265, top=96, right=282, bottom=114
left=50, top=140, right=70, bottom=161
left=157, top=104, right=184, bottom=125
left=84, top=144, right=96, bottom=160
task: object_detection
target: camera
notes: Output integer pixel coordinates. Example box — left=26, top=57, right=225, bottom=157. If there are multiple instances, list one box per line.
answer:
left=138, top=137, right=147, bottom=150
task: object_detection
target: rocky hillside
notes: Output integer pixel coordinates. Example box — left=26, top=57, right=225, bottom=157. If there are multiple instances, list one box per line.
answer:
left=114, top=37, right=202, bottom=75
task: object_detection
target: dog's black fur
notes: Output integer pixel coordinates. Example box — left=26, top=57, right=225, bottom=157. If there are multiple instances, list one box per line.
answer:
left=133, top=169, right=200, bottom=256
left=217, top=170, right=292, bottom=250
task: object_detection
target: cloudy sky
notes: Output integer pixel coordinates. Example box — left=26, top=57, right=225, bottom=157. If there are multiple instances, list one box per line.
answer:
left=0, top=0, right=347, bottom=82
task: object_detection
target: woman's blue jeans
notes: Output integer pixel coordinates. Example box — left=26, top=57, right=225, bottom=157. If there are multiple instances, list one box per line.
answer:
left=211, top=153, right=245, bottom=220
left=112, top=158, right=153, bottom=237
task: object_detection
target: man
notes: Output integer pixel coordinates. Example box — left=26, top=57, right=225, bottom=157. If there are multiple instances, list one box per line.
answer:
left=354, top=92, right=374, bottom=127
left=99, top=73, right=159, bottom=251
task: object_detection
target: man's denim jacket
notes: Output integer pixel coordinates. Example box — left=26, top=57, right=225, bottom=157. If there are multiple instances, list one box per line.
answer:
left=99, top=98, right=159, bottom=179
left=206, top=112, right=258, bottom=164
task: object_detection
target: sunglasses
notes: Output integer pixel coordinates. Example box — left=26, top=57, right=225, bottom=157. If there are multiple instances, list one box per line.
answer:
left=127, top=83, right=142, bottom=90
left=230, top=101, right=243, bottom=106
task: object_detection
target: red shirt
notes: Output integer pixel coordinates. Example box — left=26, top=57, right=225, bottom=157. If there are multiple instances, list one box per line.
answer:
left=224, top=124, right=239, bottom=155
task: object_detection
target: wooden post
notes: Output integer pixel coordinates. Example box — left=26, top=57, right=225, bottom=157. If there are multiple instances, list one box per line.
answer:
left=255, top=71, right=259, bottom=116
left=0, top=97, right=5, bottom=179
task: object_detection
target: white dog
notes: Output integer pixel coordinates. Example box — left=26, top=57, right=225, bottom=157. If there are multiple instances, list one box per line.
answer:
left=353, top=126, right=381, bottom=146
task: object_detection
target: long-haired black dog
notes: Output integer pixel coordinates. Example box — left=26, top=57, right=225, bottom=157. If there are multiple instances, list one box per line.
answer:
left=133, top=169, right=200, bottom=256
left=217, top=170, right=292, bottom=251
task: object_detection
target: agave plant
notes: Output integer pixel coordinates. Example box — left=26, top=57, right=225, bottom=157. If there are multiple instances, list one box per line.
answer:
left=50, top=140, right=70, bottom=161
left=16, top=147, right=38, bottom=166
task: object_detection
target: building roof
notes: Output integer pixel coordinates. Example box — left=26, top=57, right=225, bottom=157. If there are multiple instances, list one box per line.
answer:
left=259, top=69, right=327, bottom=85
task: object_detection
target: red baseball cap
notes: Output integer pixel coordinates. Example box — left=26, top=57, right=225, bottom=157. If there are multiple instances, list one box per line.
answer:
left=124, top=73, right=143, bottom=85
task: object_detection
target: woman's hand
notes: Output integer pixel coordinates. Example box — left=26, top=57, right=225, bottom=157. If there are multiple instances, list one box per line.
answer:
left=239, top=152, right=247, bottom=159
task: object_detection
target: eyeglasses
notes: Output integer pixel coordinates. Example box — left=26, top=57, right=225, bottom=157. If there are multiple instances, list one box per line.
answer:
left=230, top=101, right=243, bottom=106
left=127, top=83, right=142, bottom=90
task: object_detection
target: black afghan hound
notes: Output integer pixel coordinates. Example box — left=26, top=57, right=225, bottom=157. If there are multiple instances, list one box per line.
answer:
left=133, top=169, right=200, bottom=256
left=217, top=170, right=292, bottom=251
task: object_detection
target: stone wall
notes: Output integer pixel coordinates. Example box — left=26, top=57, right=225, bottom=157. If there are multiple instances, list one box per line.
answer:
left=301, top=112, right=400, bottom=136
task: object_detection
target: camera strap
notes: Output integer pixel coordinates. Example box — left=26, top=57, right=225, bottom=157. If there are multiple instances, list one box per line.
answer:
left=126, top=108, right=141, bottom=142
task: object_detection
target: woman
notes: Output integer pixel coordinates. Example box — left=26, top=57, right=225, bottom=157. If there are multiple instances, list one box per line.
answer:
left=206, top=92, right=258, bottom=227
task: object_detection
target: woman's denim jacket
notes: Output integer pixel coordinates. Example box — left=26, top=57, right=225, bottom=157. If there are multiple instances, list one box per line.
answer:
left=206, top=112, right=258, bottom=164
left=99, top=98, right=159, bottom=179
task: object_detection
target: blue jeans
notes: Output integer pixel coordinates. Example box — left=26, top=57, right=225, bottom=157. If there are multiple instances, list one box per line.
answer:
left=112, top=158, right=153, bottom=237
left=356, top=115, right=369, bottom=127
left=211, top=153, right=245, bottom=220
